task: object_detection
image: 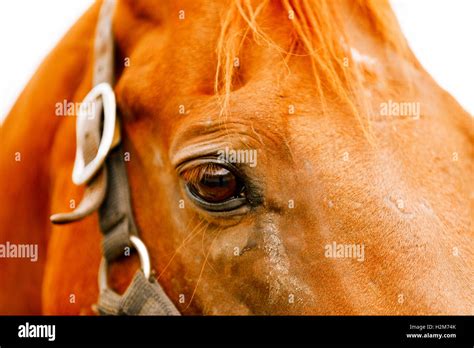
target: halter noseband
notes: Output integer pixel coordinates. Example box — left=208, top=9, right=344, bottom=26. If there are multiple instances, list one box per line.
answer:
left=50, top=0, right=180, bottom=316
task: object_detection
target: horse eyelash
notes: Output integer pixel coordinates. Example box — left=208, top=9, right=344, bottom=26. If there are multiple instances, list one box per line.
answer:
left=181, top=163, right=228, bottom=185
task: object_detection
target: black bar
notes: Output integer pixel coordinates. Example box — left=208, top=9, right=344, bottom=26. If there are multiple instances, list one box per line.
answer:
left=0, top=316, right=472, bottom=346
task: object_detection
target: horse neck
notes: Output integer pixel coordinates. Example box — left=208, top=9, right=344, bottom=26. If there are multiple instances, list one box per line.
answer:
left=0, top=2, right=100, bottom=314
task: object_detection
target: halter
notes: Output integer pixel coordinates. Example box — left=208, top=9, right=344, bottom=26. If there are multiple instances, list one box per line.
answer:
left=50, top=0, right=180, bottom=316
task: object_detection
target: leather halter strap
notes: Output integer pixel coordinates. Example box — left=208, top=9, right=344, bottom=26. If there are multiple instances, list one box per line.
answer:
left=50, top=0, right=180, bottom=316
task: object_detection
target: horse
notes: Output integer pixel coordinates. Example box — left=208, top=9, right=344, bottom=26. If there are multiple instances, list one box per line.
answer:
left=0, top=0, right=472, bottom=315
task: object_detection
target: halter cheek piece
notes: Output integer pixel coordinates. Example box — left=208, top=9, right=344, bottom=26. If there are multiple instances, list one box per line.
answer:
left=50, top=0, right=180, bottom=316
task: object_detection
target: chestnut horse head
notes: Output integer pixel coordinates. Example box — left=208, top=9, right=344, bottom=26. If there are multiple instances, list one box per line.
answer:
left=0, top=0, right=472, bottom=315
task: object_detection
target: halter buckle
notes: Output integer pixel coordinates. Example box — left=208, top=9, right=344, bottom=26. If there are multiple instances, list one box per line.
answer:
left=72, top=82, right=117, bottom=185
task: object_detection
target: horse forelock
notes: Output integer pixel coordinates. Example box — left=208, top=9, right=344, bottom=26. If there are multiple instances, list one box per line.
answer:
left=116, top=0, right=415, bottom=136
left=209, top=0, right=418, bottom=141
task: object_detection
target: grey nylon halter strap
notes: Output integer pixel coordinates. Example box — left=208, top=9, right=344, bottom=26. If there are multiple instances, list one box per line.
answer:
left=50, top=0, right=180, bottom=316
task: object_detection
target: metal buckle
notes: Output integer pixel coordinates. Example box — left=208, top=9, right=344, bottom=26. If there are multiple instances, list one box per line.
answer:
left=98, top=235, right=152, bottom=293
left=72, top=82, right=117, bottom=185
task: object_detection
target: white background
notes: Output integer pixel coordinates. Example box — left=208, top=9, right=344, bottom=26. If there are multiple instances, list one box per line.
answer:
left=0, top=0, right=473, bottom=122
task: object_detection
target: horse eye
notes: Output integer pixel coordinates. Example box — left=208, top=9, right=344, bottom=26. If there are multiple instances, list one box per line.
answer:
left=182, top=163, right=245, bottom=205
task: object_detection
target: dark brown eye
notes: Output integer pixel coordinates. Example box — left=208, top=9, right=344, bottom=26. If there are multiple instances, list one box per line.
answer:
left=182, top=163, right=244, bottom=204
